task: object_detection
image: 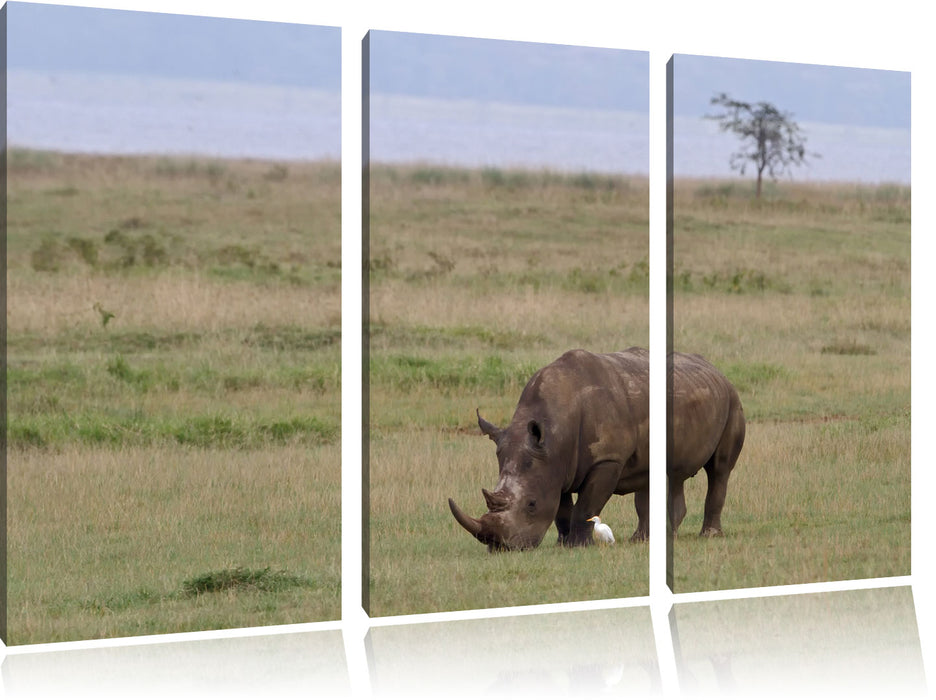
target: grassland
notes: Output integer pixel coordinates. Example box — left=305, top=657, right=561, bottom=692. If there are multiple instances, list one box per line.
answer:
left=6, top=149, right=341, bottom=644
left=366, top=168, right=910, bottom=613
left=670, top=178, right=911, bottom=591
left=367, top=165, right=650, bottom=616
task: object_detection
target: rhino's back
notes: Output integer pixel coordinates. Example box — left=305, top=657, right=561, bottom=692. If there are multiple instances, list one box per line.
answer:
left=668, top=352, right=742, bottom=476
left=552, top=347, right=648, bottom=386
left=527, top=347, right=649, bottom=409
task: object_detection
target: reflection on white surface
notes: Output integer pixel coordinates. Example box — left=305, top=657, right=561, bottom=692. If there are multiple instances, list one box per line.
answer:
left=671, top=586, right=925, bottom=697
left=367, top=606, right=659, bottom=699
left=0, top=587, right=924, bottom=699
left=1, top=628, right=350, bottom=700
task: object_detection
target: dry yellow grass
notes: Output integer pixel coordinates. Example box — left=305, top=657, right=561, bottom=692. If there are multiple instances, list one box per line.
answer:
left=370, top=280, right=648, bottom=351
left=7, top=271, right=340, bottom=337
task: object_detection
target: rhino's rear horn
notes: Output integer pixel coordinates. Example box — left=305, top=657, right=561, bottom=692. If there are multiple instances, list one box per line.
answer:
left=482, top=488, right=512, bottom=512
left=449, top=498, right=483, bottom=539
left=477, top=409, right=503, bottom=443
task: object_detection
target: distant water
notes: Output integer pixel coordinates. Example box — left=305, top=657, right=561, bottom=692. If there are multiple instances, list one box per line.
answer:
left=674, top=114, right=910, bottom=184
left=7, top=69, right=910, bottom=184
left=369, top=93, right=649, bottom=176
left=7, top=69, right=340, bottom=161
left=371, top=96, right=908, bottom=184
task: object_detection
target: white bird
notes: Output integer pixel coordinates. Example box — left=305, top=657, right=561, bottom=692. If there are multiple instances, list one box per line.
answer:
left=588, top=516, right=615, bottom=544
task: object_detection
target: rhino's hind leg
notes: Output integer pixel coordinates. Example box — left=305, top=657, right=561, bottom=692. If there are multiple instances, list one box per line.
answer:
left=701, top=462, right=730, bottom=537
left=700, top=470, right=729, bottom=537
left=630, top=488, right=649, bottom=542
left=700, top=406, right=744, bottom=537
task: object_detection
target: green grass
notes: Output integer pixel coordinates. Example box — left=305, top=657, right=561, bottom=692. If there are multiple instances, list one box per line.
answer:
left=670, top=178, right=910, bottom=592
left=6, top=150, right=341, bottom=644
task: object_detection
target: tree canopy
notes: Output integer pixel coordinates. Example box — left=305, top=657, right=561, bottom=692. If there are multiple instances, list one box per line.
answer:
left=706, top=92, right=817, bottom=197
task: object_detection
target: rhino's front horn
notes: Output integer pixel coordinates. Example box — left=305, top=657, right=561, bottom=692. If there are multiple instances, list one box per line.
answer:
left=449, top=498, right=483, bottom=539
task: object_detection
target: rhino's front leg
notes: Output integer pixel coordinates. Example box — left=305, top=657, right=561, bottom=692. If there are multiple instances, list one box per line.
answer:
left=555, top=491, right=574, bottom=545
left=566, top=460, right=624, bottom=546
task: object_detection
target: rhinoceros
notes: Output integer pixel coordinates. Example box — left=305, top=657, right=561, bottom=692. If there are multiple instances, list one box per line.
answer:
left=448, top=348, right=745, bottom=550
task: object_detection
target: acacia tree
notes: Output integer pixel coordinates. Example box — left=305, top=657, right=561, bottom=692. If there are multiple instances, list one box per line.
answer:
left=706, top=92, right=815, bottom=198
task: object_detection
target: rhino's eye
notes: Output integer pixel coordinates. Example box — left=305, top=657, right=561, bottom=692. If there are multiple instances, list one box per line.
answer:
left=526, top=499, right=537, bottom=513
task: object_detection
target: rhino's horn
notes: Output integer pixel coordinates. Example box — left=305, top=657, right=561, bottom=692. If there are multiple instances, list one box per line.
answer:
left=482, top=488, right=511, bottom=512
left=477, top=409, right=503, bottom=443
left=449, top=498, right=483, bottom=539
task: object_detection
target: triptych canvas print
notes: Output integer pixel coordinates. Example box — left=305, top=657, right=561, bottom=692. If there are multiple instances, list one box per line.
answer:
left=0, top=1, right=919, bottom=695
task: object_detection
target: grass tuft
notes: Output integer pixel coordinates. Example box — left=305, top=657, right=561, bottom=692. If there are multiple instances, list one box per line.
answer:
left=821, top=341, right=877, bottom=356
left=170, top=414, right=339, bottom=449
left=181, top=567, right=315, bottom=596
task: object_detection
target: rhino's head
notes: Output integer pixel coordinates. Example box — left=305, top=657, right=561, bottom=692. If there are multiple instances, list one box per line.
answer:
left=448, top=409, right=563, bottom=551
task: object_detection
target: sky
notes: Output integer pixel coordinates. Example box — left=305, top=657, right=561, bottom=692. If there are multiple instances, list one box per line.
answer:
left=670, top=54, right=910, bottom=182
left=367, top=30, right=649, bottom=113
left=5, top=2, right=342, bottom=160
left=366, top=30, right=649, bottom=174
left=4, top=3, right=909, bottom=177
left=364, top=32, right=910, bottom=181
left=672, top=54, right=910, bottom=129
left=5, top=1, right=341, bottom=89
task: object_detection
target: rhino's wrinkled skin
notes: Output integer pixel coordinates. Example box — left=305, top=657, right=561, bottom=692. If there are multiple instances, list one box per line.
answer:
left=448, top=348, right=744, bottom=550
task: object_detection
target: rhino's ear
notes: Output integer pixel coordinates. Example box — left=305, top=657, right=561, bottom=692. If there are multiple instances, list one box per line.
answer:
left=527, top=420, right=545, bottom=449
left=477, top=409, right=503, bottom=443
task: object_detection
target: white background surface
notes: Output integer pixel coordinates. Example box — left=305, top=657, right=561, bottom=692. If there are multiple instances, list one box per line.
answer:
left=2, top=1, right=931, bottom=698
